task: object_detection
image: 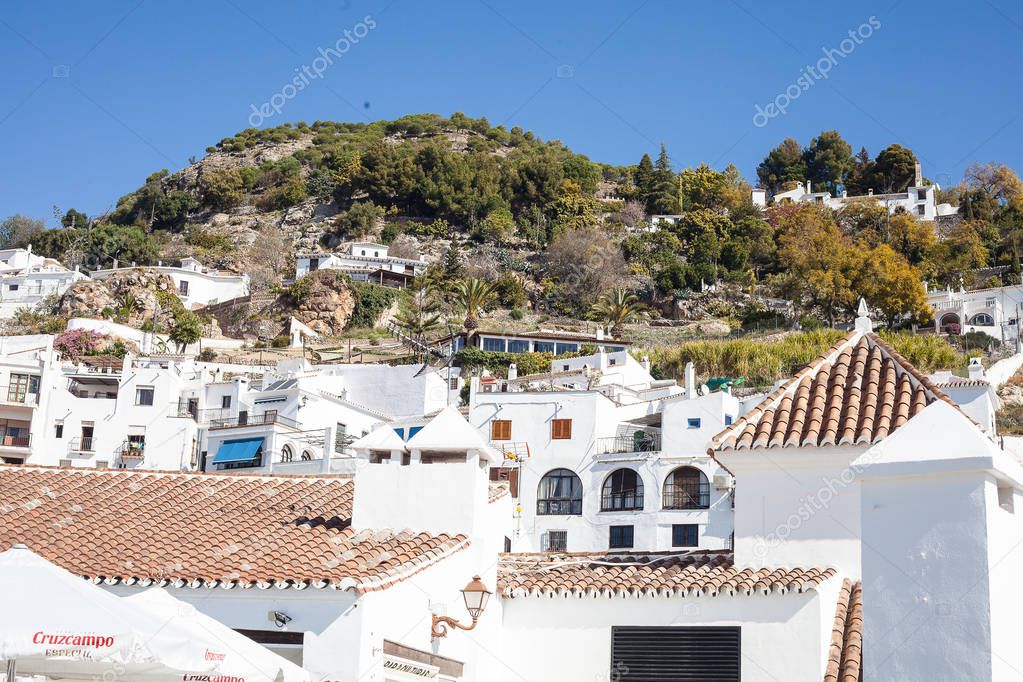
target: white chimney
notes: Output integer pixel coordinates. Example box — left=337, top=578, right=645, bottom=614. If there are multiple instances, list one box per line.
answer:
left=684, top=362, right=696, bottom=399
left=806, top=181, right=812, bottom=194
left=641, top=355, right=651, bottom=373
left=507, top=363, right=518, bottom=380
left=595, top=327, right=605, bottom=341
left=914, top=162, right=923, bottom=187
left=854, top=297, right=873, bottom=333
left=968, top=358, right=984, bottom=381
left=868, top=189, right=874, bottom=196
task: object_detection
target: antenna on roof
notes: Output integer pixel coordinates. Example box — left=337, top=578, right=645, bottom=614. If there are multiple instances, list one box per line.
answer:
left=854, top=297, right=873, bottom=333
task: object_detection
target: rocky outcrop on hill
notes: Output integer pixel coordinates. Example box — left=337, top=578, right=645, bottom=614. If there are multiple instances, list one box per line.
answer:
left=58, top=268, right=181, bottom=328
left=201, top=269, right=356, bottom=340
left=276, top=270, right=356, bottom=335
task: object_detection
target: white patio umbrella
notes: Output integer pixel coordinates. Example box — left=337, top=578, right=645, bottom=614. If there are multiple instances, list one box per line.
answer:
left=124, top=588, right=310, bottom=682
left=0, top=544, right=221, bottom=680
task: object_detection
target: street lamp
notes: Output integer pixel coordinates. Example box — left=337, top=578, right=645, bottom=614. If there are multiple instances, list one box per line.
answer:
left=430, top=575, right=492, bottom=640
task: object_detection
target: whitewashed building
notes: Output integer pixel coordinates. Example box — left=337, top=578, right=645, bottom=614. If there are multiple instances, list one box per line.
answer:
left=293, top=242, right=427, bottom=287
left=469, top=350, right=740, bottom=554
left=927, top=283, right=1023, bottom=342
left=91, top=257, right=249, bottom=309
left=753, top=163, right=959, bottom=221
left=0, top=247, right=87, bottom=317
left=4, top=313, right=1023, bottom=678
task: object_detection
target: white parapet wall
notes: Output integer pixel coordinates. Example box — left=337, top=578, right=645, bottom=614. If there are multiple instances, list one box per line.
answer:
left=67, top=318, right=245, bottom=355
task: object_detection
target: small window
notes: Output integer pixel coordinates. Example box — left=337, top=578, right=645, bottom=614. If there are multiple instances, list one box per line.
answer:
left=725, top=415, right=733, bottom=426
left=491, top=419, right=512, bottom=441
left=672, top=524, right=699, bottom=547
left=178, top=280, right=189, bottom=296
left=281, top=445, right=293, bottom=462
left=449, top=377, right=459, bottom=390
left=221, top=395, right=232, bottom=409
left=609, top=525, right=634, bottom=549
left=54, top=423, right=63, bottom=438
left=504, top=536, right=512, bottom=553
left=8, top=284, right=17, bottom=292
left=687, top=418, right=702, bottom=429
left=95, top=460, right=108, bottom=469
left=608, top=358, right=617, bottom=366
left=542, top=530, right=568, bottom=552
left=135, top=387, right=154, bottom=406
left=562, top=364, right=570, bottom=371
left=551, top=419, right=572, bottom=440
left=58, top=458, right=72, bottom=468
left=917, top=204, right=926, bottom=216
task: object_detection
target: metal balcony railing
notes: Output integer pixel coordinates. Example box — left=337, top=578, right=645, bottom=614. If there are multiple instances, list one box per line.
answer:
left=118, top=440, right=146, bottom=459
left=662, top=483, right=710, bottom=510
left=0, top=433, right=31, bottom=448
left=68, top=436, right=95, bottom=453
left=207, top=411, right=299, bottom=430
left=596, top=432, right=661, bottom=455
left=600, top=491, right=645, bottom=512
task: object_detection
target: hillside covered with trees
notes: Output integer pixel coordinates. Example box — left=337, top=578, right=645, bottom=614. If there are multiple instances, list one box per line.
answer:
left=3, top=114, right=1022, bottom=340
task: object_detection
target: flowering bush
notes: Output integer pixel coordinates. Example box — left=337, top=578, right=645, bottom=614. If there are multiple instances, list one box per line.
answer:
left=53, top=329, right=104, bottom=362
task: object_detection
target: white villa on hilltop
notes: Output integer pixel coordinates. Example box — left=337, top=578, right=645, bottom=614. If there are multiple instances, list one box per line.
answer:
left=90, top=257, right=249, bottom=309
left=752, top=162, right=959, bottom=221
left=293, top=242, right=427, bottom=288
left=0, top=246, right=87, bottom=318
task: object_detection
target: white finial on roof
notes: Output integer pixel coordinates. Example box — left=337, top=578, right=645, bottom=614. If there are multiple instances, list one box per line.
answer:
left=855, top=297, right=873, bottom=333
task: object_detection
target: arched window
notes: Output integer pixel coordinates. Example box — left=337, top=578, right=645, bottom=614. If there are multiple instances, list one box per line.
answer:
left=663, top=467, right=710, bottom=509
left=537, top=468, right=583, bottom=515
left=601, top=468, right=644, bottom=511
left=280, top=445, right=293, bottom=462
left=969, top=313, right=994, bottom=326
left=301, top=450, right=314, bottom=461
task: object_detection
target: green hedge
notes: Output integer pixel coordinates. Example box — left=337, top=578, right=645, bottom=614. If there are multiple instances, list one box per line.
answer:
left=350, top=282, right=400, bottom=328
left=455, top=347, right=584, bottom=376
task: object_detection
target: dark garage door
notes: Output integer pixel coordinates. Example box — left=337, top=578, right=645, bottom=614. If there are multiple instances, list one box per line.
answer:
left=611, top=626, right=741, bottom=682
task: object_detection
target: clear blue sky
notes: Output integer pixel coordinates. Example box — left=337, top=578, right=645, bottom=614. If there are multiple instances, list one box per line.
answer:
left=3, top=0, right=1022, bottom=224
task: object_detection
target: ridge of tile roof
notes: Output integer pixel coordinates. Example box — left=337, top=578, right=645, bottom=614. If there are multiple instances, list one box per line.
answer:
left=497, top=550, right=836, bottom=598
left=488, top=480, right=510, bottom=503
left=825, top=579, right=863, bottom=682
left=0, top=465, right=467, bottom=593
left=710, top=331, right=966, bottom=452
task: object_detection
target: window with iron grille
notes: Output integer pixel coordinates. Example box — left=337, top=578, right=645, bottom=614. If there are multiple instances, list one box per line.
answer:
left=609, top=525, right=634, bottom=549
left=672, top=524, right=699, bottom=547
left=663, top=467, right=710, bottom=509
left=601, top=468, right=644, bottom=511
left=541, top=530, right=567, bottom=552
left=537, top=468, right=583, bottom=515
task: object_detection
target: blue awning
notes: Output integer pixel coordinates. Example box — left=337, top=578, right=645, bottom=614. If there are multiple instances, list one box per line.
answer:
left=213, top=438, right=263, bottom=464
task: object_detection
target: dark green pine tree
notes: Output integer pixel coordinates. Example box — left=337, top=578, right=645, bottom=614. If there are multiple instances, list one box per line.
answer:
left=635, top=153, right=655, bottom=209
left=647, top=144, right=680, bottom=215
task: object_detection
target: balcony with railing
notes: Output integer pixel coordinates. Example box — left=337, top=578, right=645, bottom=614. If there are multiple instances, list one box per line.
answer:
left=0, top=433, right=31, bottom=450
left=596, top=430, right=661, bottom=455
left=68, top=436, right=95, bottom=454
left=117, top=439, right=145, bottom=460
left=207, top=410, right=299, bottom=430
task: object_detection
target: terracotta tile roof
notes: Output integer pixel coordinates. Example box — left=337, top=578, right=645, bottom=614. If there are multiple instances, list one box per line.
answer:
left=711, top=332, right=963, bottom=451
left=498, top=550, right=836, bottom=598
left=825, top=579, right=863, bottom=682
left=0, top=466, right=468, bottom=593
left=932, top=377, right=989, bottom=388
left=79, top=355, right=124, bottom=369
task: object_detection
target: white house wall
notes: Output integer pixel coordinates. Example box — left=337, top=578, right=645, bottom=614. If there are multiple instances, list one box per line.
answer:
left=499, top=583, right=839, bottom=682
left=722, top=447, right=864, bottom=577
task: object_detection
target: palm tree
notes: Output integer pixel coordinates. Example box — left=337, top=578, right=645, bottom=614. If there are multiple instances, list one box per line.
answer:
left=591, top=288, right=648, bottom=338
left=393, top=283, right=442, bottom=360
left=454, top=278, right=497, bottom=339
